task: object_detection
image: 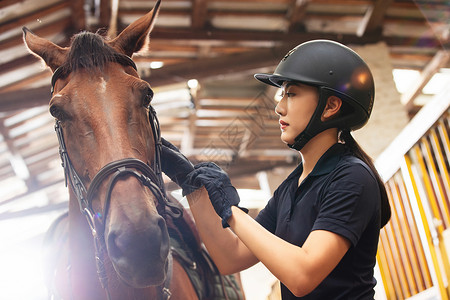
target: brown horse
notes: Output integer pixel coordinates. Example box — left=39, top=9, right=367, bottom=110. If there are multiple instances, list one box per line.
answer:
left=23, top=1, right=243, bottom=299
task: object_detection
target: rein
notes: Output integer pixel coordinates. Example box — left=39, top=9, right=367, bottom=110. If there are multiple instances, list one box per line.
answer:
left=52, top=53, right=182, bottom=300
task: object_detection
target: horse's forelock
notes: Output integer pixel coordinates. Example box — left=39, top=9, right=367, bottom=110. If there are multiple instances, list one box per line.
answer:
left=65, top=31, right=117, bottom=72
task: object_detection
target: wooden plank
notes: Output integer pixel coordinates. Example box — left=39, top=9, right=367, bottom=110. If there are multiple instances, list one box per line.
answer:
left=381, top=223, right=405, bottom=298
left=144, top=43, right=299, bottom=87
left=401, top=50, right=450, bottom=113
left=0, top=55, right=40, bottom=76
left=404, top=153, right=449, bottom=299
left=70, top=0, right=86, bottom=32
left=0, top=86, right=50, bottom=112
left=0, top=71, right=51, bottom=93
left=378, top=231, right=397, bottom=299
left=106, top=0, right=117, bottom=38
left=434, top=122, right=450, bottom=200
left=191, top=0, right=209, bottom=29
left=357, top=0, right=394, bottom=37
left=287, top=0, right=310, bottom=32
left=147, top=27, right=443, bottom=50
left=388, top=179, right=420, bottom=293
left=385, top=183, right=413, bottom=297
left=0, top=0, right=21, bottom=9
left=0, top=18, right=72, bottom=51
left=395, top=173, right=432, bottom=290
left=148, top=27, right=383, bottom=45
left=0, top=1, right=71, bottom=33
left=421, top=136, right=450, bottom=228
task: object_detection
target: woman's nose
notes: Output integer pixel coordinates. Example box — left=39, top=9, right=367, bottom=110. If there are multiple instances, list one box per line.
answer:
left=275, top=96, right=286, bottom=116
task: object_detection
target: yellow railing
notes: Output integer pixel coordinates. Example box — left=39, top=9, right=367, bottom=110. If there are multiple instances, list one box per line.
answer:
left=375, top=89, right=450, bottom=300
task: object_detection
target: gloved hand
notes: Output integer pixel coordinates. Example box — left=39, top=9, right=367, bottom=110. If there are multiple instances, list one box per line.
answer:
left=160, top=138, right=195, bottom=193
left=185, top=162, right=248, bottom=228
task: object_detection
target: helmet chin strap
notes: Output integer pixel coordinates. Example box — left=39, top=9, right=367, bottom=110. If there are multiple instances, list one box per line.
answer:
left=288, top=87, right=341, bottom=151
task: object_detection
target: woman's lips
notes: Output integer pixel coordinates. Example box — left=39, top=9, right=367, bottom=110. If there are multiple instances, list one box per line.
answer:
left=279, top=120, right=288, bottom=130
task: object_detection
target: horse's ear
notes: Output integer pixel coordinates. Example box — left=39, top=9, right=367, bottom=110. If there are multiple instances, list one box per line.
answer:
left=108, top=0, right=161, bottom=57
left=23, top=27, right=67, bottom=72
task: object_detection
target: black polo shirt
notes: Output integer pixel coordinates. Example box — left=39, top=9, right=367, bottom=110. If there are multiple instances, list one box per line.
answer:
left=255, top=143, right=381, bottom=300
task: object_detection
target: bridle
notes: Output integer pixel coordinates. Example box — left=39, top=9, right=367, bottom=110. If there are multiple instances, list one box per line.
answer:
left=51, top=53, right=182, bottom=300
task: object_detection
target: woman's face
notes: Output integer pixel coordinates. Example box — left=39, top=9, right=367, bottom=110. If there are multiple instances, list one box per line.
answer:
left=275, top=82, right=319, bottom=145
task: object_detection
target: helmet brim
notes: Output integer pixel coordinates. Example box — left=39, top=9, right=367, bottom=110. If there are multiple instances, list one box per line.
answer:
left=254, top=73, right=294, bottom=88
left=254, top=73, right=278, bottom=87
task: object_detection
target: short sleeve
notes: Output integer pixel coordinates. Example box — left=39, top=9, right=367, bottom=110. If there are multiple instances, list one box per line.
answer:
left=255, top=193, right=278, bottom=234
left=312, top=163, right=380, bottom=246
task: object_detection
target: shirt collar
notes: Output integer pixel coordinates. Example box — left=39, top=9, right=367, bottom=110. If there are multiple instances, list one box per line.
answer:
left=309, top=143, right=346, bottom=177
left=287, top=143, right=347, bottom=182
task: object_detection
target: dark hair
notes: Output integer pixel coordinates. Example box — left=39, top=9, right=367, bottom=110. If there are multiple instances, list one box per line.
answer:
left=339, top=130, right=391, bottom=227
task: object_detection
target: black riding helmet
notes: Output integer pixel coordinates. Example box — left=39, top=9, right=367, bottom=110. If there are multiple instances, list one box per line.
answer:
left=255, top=40, right=374, bottom=150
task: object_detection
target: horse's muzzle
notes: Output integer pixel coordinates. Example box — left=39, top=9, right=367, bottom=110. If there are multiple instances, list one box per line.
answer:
left=106, top=213, right=170, bottom=287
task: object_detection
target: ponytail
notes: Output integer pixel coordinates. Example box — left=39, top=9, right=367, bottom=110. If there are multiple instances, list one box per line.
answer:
left=339, top=130, right=391, bottom=228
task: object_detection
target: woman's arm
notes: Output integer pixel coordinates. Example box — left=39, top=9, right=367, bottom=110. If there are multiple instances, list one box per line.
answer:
left=228, top=206, right=351, bottom=297
left=186, top=188, right=260, bottom=274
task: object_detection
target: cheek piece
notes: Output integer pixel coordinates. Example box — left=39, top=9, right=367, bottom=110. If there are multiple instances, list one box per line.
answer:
left=288, top=87, right=348, bottom=151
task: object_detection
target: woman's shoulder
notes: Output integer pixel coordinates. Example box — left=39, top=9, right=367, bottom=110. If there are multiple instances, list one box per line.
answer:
left=330, top=153, right=378, bottom=186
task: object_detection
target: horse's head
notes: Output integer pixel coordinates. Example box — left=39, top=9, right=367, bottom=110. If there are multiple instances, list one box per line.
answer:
left=23, top=0, right=171, bottom=288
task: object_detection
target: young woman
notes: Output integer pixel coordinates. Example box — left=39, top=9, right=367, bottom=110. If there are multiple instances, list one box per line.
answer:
left=161, top=39, right=391, bottom=299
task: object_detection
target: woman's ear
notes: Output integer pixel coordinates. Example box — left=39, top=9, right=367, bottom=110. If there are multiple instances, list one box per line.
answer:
left=321, top=96, right=342, bottom=121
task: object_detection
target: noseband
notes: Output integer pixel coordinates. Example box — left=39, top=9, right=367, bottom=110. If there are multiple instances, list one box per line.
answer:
left=52, top=53, right=181, bottom=300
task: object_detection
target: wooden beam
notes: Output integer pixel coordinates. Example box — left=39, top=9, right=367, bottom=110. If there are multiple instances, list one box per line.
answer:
left=0, top=71, right=51, bottom=93
left=191, top=0, right=209, bottom=29
left=0, top=87, right=50, bottom=112
left=357, top=0, right=394, bottom=37
left=0, top=54, right=38, bottom=76
left=110, top=0, right=121, bottom=38
left=181, top=83, right=200, bottom=155
left=401, top=50, right=450, bottom=113
left=116, top=18, right=443, bottom=49
left=151, top=27, right=441, bottom=47
left=144, top=43, right=298, bottom=87
left=0, top=18, right=72, bottom=51
left=0, top=0, right=19, bottom=9
left=0, top=1, right=71, bottom=33
left=70, top=0, right=86, bottom=32
left=288, top=0, right=310, bottom=32
left=0, top=119, right=31, bottom=187
left=99, top=0, right=111, bottom=27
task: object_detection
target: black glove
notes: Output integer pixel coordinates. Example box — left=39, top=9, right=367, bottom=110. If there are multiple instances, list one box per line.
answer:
left=185, top=162, right=248, bottom=228
left=160, top=138, right=195, bottom=193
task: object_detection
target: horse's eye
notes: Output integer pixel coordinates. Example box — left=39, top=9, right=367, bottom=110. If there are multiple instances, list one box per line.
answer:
left=49, top=105, right=67, bottom=121
left=143, top=87, right=154, bottom=107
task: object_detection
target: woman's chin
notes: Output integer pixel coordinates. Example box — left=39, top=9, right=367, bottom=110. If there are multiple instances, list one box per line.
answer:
left=280, top=134, right=295, bottom=145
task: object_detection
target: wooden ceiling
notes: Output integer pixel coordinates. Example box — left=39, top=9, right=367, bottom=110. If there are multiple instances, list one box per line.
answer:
left=0, top=0, right=449, bottom=218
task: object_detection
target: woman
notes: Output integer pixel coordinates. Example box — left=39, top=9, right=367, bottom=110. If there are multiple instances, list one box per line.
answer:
left=161, top=39, right=391, bottom=299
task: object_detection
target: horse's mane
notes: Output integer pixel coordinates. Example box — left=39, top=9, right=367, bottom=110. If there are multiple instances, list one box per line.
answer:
left=63, top=31, right=117, bottom=73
